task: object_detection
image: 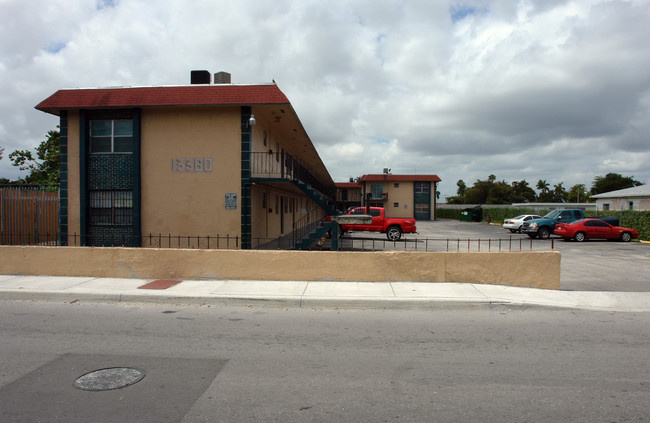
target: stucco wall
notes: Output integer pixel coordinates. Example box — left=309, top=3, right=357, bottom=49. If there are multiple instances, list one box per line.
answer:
left=385, top=181, right=414, bottom=218
left=0, top=246, right=560, bottom=290
left=140, top=107, right=241, bottom=238
left=596, top=198, right=650, bottom=211
left=66, top=111, right=81, bottom=241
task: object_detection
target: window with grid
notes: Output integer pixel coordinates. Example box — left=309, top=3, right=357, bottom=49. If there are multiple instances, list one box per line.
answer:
left=415, top=203, right=430, bottom=214
left=370, top=184, right=383, bottom=199
left=414, top=182, right=429, bottom=193
left=89, top=191, right=133, bottom=225
left=90, top=120, right=134, bottom=153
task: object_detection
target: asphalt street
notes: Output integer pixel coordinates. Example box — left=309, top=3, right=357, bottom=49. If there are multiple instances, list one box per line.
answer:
left=1, top=300, right=648, bottom=423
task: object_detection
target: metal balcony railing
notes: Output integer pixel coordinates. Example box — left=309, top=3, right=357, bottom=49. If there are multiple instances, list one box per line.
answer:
left=250, top=152, right=335, bottom=199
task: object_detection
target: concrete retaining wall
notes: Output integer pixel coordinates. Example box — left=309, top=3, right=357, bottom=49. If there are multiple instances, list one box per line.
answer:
left=0, top=246, right=561, bottom=290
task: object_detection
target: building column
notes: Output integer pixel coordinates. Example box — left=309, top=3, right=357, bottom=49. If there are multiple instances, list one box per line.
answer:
left=240, top=106, right=252, bottom=249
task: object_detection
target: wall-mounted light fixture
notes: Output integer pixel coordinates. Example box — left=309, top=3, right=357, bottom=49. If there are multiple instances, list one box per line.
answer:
left=248, top=114, right=256, bottom=127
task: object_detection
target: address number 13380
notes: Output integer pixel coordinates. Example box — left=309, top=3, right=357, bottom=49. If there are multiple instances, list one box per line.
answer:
left=172, top=158, right=213, bottom=173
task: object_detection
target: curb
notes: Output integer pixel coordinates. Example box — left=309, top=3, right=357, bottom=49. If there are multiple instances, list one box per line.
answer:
left=2, top=289, right=650, bottom=312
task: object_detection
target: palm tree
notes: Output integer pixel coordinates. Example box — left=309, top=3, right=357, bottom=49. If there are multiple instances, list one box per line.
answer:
left=536, top=179, right=549, bottom=193
left=553, top=182, right=568, bottom=203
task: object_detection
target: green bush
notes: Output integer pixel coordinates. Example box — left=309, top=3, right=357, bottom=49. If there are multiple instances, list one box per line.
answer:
left=439, top=207, right=650, bottom=241
left=480, top=208, right=552, bottom=225
left=436, top=208, right=462, bottom=220
left=585, top=210, right=650, bottom=241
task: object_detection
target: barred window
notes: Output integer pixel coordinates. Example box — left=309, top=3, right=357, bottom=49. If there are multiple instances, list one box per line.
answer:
left=90, top=119, right=133, bottom=153
left=415, top=203, right=430, bottom=214
left=90, top=191, right=133, bottom=226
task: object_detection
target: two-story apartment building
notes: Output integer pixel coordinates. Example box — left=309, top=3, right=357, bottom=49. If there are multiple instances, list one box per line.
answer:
left=336, top=173, right=441, bottom=220
left=36, top=71, right=335, bottom=249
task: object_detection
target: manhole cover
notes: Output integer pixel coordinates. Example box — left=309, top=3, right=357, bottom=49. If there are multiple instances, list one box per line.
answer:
left=74, top=367, right=145, bottom=391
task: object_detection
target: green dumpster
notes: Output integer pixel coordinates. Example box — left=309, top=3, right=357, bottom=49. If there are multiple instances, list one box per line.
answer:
left=460, top=206, right=482, bottom=222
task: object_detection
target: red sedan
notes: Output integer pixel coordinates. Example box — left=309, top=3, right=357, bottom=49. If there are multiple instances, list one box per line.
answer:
left=555, top=219, right=638, bottom=242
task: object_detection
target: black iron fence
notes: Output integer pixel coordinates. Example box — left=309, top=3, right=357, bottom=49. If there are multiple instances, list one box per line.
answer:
left=332, top=236, right=556, bottom=252
left=1, top=232, right=554, bottom=252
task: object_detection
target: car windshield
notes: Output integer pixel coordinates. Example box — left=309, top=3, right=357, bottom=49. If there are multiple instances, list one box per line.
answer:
left=543, top=211, right=561, bottom=219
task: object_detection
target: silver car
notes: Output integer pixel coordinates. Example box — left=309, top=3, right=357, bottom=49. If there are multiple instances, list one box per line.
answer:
left=503, top=214, right=542, bottom=233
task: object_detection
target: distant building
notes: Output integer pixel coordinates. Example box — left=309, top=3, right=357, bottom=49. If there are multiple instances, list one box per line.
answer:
left=336, top=173, right=441, bottom=220
left=335, top=181, right=363, bottom=211
left=590, top=185, right=650, bottom=211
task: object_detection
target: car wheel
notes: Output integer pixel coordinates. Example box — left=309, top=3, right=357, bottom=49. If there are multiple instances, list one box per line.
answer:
left=574, top=231, right=586, bottom=242
left=517, top=226, right=523, bottom=233
left=386, top=226, right=402, bottom=241
left=620, top=232, right=632, bottom=242
left=538, top=227, right=551, bottom=240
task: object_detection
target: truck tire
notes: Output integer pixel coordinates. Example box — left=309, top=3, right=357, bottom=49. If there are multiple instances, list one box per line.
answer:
left=386, top=226, right=402, bottom=241
left=538, top=227, right=551, bottom=240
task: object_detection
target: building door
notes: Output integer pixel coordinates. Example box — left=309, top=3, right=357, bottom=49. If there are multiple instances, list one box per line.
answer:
left=414, top=182, right=431, bottom=220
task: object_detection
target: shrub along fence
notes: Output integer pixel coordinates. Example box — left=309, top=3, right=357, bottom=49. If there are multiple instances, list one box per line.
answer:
left=438, top=205, right=650, bottom=241
left=437, top=206, right=553, bottom=222
left=585, top=210, right=650, bottom=241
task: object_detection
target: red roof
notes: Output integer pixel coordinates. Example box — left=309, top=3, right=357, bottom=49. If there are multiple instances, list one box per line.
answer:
left=335, top=182, right=361, bottom=188
left=36, top=84, right=290, bottom=114
left=359, top=174, right=441, bottom=182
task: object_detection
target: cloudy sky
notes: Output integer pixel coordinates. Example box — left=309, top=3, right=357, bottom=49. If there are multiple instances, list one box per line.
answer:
left=1, top=0, right=649, bottom=199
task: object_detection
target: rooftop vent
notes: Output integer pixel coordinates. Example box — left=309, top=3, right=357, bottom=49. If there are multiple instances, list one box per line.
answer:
left=191, top=70, right=211, bottom=84
left=214, top=71, right=231, bottom=84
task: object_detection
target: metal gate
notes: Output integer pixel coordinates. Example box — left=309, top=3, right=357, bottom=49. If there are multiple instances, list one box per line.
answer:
left=0, top=185, right=59, bottom=245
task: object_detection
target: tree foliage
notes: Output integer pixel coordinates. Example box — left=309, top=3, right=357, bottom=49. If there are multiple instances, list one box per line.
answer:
left=590, top=173, right=642, bottom=195
left=567, top=184, right=587, bottom=203
left=8, top=128, right=60, bottom=185
left=511, top=180, right=536, bottom=203
left=445, top=173, right=644, bottom=205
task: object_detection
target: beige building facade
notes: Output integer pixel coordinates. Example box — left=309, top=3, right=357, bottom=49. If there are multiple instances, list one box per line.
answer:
left=337, top=174, right=441, bottom=220
left=36, top=71, right=335, bottom=249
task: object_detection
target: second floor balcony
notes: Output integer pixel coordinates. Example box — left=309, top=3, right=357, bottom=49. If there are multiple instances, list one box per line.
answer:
left=250, top=151, right=335, bottom=200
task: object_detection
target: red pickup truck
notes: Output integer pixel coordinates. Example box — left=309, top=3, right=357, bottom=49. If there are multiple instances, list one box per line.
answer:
left=334, top=207, right=417, bottom=241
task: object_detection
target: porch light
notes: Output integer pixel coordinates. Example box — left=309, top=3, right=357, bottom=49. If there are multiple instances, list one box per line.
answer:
left=249, top=114, right=256, bottom=126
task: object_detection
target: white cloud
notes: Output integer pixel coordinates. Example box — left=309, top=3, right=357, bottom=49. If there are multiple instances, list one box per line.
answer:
left=1, top=0, right=649, bottom=199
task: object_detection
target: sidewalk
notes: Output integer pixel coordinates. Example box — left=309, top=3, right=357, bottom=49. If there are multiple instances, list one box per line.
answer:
left=1, top=274, right=649, bottom=312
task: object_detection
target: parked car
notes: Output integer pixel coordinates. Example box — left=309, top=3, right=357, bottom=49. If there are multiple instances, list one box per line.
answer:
left=502, top=214, right=541, bottom=233
left=554, top=219, right=638, bottom=242
left=521, top=209, right=619, bottom=239
left=327, top=207, right=416, bottom=241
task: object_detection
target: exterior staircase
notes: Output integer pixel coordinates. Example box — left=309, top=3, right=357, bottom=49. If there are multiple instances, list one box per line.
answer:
left=289, top=181, right=340, bottom=250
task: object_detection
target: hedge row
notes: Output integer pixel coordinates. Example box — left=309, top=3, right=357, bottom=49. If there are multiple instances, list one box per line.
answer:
left=436, top=207, right=650, bottom=241
left=584, top=210, right=650, bottom=241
